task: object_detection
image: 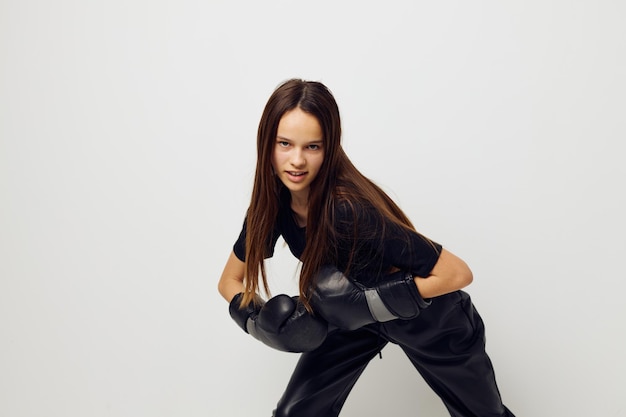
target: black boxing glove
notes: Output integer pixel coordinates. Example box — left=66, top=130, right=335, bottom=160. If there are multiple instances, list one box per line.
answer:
left=310, top=265, right=431, bottom=331
left=229, top=293, right=328, bottom=353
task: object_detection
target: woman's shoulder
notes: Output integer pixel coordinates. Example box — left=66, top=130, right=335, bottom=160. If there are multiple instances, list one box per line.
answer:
left=331, top=192, right=362, bottom=212
left=330, top=193, right=382, bottom=226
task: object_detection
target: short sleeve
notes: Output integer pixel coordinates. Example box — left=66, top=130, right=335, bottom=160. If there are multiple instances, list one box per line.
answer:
left=232, top=219, right=247, bottom=262
left=232, top=217, right=281, bottom=262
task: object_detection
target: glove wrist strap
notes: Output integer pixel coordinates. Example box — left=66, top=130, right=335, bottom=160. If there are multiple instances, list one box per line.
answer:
left=364, top=288, right=397, bottom=322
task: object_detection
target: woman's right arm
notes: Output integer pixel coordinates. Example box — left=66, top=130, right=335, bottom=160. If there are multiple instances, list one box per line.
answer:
left=218, top=250, right=329, bottom=352
left=217, top=251, right=246, bottom=303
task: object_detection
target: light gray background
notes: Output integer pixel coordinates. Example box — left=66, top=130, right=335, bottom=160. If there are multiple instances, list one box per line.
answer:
left=1, top=1, right=625, bottom=416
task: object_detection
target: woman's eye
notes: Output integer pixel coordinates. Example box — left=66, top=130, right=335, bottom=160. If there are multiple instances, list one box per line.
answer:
left=278, top=141, right=289, bottom=147
left=308, top=144, right=320, bottom=150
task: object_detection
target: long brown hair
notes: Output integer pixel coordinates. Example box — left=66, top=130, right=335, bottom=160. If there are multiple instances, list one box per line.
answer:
left=241, top=79, right=426, bottom=309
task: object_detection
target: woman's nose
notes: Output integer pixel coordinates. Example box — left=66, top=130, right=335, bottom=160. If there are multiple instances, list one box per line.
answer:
left=290, top=149, right=305, bottom=167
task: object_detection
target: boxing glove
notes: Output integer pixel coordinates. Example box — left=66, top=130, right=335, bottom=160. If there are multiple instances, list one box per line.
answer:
left=310, top=265, right=431, bottom=331
left=229, top=293, right=328, bottom=353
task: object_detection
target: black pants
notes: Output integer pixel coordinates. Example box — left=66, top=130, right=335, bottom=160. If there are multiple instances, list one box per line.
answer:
left=273, top=291, right=515, bottom=417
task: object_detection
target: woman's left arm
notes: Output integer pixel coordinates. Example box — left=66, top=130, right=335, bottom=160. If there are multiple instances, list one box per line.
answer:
left=414, top=248, right=473, bottom=298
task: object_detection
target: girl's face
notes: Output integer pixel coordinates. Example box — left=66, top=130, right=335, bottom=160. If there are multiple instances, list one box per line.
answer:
left=272, top=107, right=324, bottom=203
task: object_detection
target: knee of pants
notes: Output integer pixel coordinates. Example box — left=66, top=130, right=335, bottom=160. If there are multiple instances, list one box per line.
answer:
left=273, top=399, right=337, bottom=417
left=272, top=402, right=301, bottom=417
left=272, top=405, right=311, bottom=417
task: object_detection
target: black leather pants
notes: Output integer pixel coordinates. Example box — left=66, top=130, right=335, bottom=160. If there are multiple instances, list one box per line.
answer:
left=272, top=291, right=515, bottom=417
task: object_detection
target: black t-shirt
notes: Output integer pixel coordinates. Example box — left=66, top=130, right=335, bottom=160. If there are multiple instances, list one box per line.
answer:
left=233, top=192, right=442, bottom=285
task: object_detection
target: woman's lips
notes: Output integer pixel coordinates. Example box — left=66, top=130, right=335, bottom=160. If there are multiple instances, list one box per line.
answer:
left=286, top=171, right=307, bottom=182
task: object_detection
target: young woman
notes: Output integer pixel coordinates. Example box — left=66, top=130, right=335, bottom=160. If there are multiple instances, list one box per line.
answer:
left=218, top=79, right=515, bottom=417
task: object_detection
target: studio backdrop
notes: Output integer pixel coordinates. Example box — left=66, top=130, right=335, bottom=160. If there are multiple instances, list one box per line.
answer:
left=1, top=1, right=625, bottom=416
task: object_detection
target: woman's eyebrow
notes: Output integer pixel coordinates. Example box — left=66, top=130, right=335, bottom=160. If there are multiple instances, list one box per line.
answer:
left=276, top=136, right=323, bottom=144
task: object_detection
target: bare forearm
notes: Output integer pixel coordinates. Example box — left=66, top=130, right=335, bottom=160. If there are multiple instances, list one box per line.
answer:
left=414, top=275, right=464, bottom=298
left=217, top=251, right=246, bottom=303
left=218, top=278, right=245, bottom=303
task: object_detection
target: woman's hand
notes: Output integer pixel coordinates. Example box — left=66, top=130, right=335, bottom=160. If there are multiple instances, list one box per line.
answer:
left=310, top=266, right=431, bottom=331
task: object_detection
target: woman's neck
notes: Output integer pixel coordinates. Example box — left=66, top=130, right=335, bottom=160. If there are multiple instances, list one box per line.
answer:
left=290, top=196, right=308, bottom=228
